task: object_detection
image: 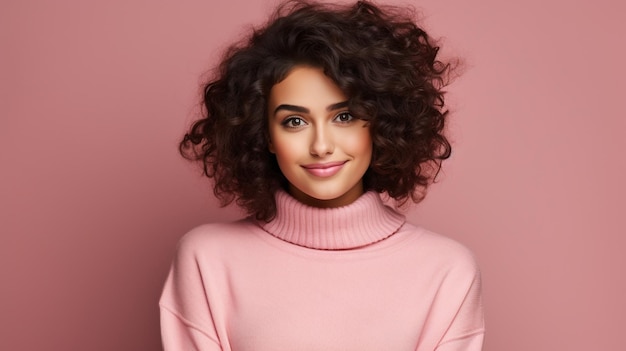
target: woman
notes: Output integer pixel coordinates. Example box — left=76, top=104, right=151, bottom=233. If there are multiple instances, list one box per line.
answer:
left=160, top=1, right=484, bottom=350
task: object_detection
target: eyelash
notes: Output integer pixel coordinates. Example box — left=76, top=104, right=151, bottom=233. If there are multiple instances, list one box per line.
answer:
left=281, top=117, right=307, bottom=128
left=280, top=112, right=354, bottom=129
left=334, top=112, right=354, bottom=123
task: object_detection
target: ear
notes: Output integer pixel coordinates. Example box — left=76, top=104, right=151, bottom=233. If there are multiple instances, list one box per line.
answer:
left=267, top=137, right=275, bottom=154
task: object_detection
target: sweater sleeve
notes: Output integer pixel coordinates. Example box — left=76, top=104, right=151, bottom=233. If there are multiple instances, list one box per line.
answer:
left=159, top=231, right=223, bottom=351
left=435, top=254, right=485, bottom=351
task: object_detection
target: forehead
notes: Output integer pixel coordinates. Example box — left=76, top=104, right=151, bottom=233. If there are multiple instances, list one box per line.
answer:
left=268, top=66, right=347, bottom=108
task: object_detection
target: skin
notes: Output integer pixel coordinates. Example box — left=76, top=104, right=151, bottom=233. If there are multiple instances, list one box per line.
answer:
left=267, top=65, right=373, bottom=208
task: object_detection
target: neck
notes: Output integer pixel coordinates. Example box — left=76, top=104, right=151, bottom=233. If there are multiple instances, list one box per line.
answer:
left=258, top=190, right=405, bottom=250
left=287, top=182, right=364, bottom=208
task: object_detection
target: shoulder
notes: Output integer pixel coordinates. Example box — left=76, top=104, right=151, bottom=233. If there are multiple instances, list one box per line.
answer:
left=180, top=218, right=256, bottom=241
left=398, top=222, right=480, bottom=276
left=174, top=218, right=260, bottom=259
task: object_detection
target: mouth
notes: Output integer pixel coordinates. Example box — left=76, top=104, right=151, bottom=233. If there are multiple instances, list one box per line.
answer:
left=301, top=161, right=347, bottom=177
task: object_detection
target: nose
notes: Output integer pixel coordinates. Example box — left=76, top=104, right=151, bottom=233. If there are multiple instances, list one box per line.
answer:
left=310, top=125, right=334, bottom=157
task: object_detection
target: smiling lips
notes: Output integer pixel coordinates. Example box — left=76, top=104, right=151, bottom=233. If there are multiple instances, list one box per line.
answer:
left=301, top=161, right=347, bottom=177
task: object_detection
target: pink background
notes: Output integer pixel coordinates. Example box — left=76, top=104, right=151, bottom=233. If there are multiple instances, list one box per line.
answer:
left=2, top=0, right=624, bottom=349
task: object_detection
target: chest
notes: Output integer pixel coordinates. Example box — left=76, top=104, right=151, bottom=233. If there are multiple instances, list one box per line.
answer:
left=207, top=255, right=444, bottom=351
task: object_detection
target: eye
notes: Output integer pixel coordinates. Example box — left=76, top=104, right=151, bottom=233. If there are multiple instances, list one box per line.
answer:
left=281, top=117, right=307, bottom=128
left=334, top=112, right=354, bottom=123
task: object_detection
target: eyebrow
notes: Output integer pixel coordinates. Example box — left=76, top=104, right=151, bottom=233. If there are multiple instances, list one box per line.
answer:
left=273, top=101, right=349, bottom=115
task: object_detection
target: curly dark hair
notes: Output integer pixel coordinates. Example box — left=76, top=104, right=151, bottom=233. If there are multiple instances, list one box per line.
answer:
left=181, top=0, right=453, bottom=221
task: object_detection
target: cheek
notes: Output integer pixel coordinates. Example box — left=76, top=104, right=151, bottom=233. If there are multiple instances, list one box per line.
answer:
left=268, top=127, right=289, bottom=156
left=344, top=129, right=373, bottom=158
left=271, top=135, right=300, bottom=163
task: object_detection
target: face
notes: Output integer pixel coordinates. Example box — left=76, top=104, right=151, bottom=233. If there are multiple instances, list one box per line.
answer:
left=267, top=66, right=372, bottom=208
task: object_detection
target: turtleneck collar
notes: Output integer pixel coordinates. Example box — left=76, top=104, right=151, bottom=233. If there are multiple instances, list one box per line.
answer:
left=258, top=190, right=406, bottom=250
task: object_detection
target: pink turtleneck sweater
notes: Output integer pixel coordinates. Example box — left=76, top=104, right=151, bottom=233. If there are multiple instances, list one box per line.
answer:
left=160, top=191, right=484, bottom=350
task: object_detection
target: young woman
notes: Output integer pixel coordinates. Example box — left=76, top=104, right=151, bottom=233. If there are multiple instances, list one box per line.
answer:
left=160, top=1, right=484, bottom=350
